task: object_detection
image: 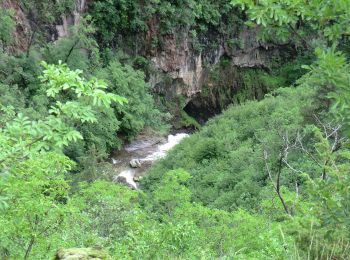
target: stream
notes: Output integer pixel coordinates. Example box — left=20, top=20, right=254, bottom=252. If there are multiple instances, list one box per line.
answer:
left=111, top=133, right=189, bottom=189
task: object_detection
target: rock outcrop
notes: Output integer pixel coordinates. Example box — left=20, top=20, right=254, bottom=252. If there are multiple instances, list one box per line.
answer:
left=56, top=0, right=88, bottom=38
left=147, top=26, right=289, bottom=122
left=54, top=248, right=111, bottom=260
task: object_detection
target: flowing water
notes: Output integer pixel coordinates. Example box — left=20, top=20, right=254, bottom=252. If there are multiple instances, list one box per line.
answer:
left=111, top=133, right=189, bottom=189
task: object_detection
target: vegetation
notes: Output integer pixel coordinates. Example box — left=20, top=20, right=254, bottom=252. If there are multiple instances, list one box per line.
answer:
left=0, top=8, right=14, bottom=48
left=88, top=0, right=243, bottom=51
left=0, top=0, right=349, bottom=259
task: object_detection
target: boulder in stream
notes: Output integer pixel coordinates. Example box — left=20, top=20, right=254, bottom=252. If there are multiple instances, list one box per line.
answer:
left=129, top=159, right=142, bottom=168
left=133, top=175, right=143, bottom=182
left=113, top=133, right=189, bottom=190
left=114, top=172, right=138, bottom=190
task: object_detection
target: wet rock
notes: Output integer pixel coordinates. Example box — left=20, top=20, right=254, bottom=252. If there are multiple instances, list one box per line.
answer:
left=54, top=247, right=111, bottom=260
left=133, top=175, right=143, bottom=182
left=114, top=172, right=138, bottom=190
left=129, top=159, right=142, bottom=168
left=111, top=158, right=118, bottom=165
left=113, top=133, right=189, bottom=190
left=115, top=175, right=127, bottom=184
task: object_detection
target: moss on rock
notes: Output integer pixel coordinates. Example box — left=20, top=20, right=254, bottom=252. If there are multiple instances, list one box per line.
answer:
left=54, top=248, right=112, bottom=260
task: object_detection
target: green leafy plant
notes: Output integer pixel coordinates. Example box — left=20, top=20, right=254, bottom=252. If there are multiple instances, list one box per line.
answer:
left=0, top=62, right=127, bottom=258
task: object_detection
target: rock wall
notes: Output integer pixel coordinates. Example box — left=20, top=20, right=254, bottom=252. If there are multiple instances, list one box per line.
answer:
left=147, top=26, right=288, bottom=122
left=3, top=0, right=292, bottom=123
left=56, top=0, right=88, bottom=38
left=1, top=0, right=31, bottom=51
left=1, top=0, right=90, bottom=51
left=150, top=33, right=210, bottom=103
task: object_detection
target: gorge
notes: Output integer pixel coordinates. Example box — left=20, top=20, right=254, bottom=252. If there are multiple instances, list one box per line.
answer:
left=0, top=0, right=349, bottom=259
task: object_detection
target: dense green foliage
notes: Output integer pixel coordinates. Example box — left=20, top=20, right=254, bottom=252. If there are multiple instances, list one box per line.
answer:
left=21, top=0, right=75, bottom=24
left=232, top=0, right=350, bottom=46
left=0, top=17, right=167, bottom=172
left=142, top=0, right=350, bottom=258
left=89, top=0, right=242, bottom=50
left=0, top=8, right=14, bottom=48
left=95, top=60, right=170, bottom=139
left=144, top=86, right=315, bottom=210
left=0, top=0, right=350, bottom=259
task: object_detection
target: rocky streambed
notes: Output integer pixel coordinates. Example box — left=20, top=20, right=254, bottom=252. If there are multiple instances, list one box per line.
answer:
left=111, top=133, right=189, bottom=189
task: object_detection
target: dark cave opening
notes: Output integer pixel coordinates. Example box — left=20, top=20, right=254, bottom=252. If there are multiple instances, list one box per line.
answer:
left=183, top=95, right=222, bottom=125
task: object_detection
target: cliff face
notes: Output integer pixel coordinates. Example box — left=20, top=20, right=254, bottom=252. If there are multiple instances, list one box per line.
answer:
left=146, top=26, right=289, bottom=123
left=0, top=0, right=85, bottom=51
left=1, top=0, right=31, bottom=51
left=4, top=0, right=291, bottom=123
left=55, top=0, right=88, bottom=38
left=149, top=27, right=281, bottom=101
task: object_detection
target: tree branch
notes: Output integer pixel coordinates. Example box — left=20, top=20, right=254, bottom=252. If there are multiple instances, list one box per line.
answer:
left=263, top=148, right=290, bottom=215
left=64, top=38, right=80, bottom=63
left=0, top=136, right=45, bottom=165
left=288, top=24, right=310, bottom=48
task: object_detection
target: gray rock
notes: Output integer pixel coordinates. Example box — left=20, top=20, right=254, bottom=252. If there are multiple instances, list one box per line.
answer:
left=115, top=175, right=127, bottom=184
left=129, top=159, right=142, bottom=168
left=114, top=175, right=137, bottom=190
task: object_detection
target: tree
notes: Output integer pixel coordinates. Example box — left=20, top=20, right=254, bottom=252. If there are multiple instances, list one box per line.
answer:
left=0, top=62, right=126, bottom=258
left=95, top=59, right=170, bottom=139
left=299, top=48, right=350, bottom=133
left=231, top=0, right=350, bottom=46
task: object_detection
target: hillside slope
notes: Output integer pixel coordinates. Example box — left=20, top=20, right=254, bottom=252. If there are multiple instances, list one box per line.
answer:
left=142, top=86, right=317, bottom=211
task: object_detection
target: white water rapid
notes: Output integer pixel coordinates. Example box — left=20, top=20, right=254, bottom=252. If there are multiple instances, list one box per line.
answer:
left=112, top=133, right=189, bottom=189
